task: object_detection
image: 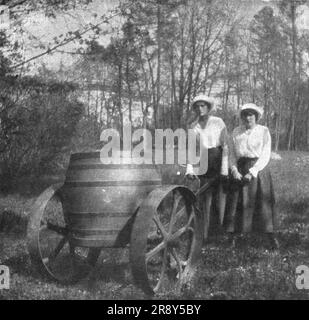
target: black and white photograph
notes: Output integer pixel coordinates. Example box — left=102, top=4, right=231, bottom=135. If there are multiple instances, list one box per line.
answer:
left=0, top=0, right=309, bottom=302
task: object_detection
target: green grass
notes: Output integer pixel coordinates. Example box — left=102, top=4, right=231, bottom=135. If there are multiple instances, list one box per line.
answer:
left=1, top=151, right=309, bottom=300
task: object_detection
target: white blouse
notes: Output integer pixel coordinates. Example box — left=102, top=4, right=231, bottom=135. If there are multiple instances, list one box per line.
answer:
left=229, top=124, right=271, bottom=178
left=186, top=116, right=229, bottom=176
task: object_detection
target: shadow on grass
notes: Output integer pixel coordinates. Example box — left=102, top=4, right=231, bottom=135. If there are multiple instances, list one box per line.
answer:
left=89, top=262, right=130, bottom=285
left=2, top=247, right=134, bottom=299
left=82, top=248, right=133, bottom=294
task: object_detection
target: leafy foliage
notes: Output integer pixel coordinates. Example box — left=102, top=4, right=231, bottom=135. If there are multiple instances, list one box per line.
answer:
left=0, top=75, right=84, bottom=190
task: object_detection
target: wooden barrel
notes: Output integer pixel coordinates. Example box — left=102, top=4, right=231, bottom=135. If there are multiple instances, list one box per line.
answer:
left=61, top=152, right=162, bottom=248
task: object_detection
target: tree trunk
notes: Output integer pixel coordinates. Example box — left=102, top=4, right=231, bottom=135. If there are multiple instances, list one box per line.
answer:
left=156, top=2, right=162, bottom=127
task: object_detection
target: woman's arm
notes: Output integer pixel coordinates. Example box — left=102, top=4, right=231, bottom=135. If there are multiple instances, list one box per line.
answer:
left=229, top=130, right=238, bottom=174
left=249, top=127, right=271, bottom=178
left=220, top=124, right=229, bottom=176
left=229, top=129, right=243, bottom=180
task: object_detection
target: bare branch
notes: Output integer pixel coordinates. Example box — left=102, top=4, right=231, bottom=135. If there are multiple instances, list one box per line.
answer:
left=10, top=4, right=131, bottom=69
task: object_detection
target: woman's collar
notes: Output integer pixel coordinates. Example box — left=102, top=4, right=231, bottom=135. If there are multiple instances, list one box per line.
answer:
left=241, top=123, right=259, bottom=132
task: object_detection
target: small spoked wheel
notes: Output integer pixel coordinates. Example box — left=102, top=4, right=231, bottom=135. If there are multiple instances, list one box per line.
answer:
left=27, top=184, right=101, bottom=284
left=130, top=185, right=202, bottom=295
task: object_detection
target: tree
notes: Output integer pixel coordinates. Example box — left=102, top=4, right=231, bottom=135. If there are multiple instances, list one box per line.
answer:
left=278, top=0, right=306, bottom=150
left=248, top=6, right=291, bottom=150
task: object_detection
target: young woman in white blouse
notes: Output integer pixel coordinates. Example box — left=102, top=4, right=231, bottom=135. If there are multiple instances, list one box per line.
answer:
left=225, top=103, right=278, bottom=249
left=186, top=94, right=229, bottom=243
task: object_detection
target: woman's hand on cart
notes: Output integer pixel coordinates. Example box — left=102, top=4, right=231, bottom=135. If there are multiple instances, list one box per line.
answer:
left=186, top=173, right=198, bottom=181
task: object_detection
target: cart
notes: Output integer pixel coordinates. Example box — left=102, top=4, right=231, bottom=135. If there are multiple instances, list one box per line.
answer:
left=27, top=152, right=216, bottom=295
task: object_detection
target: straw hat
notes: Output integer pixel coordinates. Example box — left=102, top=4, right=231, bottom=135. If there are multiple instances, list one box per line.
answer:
left=240, top=103, right=264, bottom=120
left=191, top=94, right=215, bottom=111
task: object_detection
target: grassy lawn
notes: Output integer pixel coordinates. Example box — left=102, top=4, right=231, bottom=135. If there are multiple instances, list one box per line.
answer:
left=0, top=151, right=309, bottom=300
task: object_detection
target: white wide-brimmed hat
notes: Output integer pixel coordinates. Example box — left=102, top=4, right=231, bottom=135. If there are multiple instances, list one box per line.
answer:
left=191, top=94, right=215, bottom=110
left=240, top=103, right=264, bottom=120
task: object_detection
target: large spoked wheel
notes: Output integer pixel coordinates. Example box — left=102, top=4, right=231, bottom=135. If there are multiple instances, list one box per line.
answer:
left=27, top=184, right=101, bottom=284
left=130, top=185, right=203, bottom=296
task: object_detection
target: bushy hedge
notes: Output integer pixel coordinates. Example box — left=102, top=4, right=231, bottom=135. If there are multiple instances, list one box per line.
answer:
left=0, top=76, right=84, bottom=191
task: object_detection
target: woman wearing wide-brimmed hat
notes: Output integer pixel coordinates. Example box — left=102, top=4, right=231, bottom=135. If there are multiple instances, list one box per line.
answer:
left=225, top=103, right=279, bottom=249
left=186, top=94, right=229, bottom=244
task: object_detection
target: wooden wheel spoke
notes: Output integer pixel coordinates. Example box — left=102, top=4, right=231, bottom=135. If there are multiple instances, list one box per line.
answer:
left=171, top=248, right=187, bottom=267
left=170, top=249, right=187, bottom=281
left=152, top=214, right=168, bottom=238
left=146, top=241, right=166, bottom=263
left=48, top=236, right=68, bottom=260
left=46, top=222, right=68, bottom=236
left=171, top=249, right=181, bottom=271
left=186, top=212, right=195, bottom=229
left=168, top=192, right=182, bottom=233
left=170, top=227, right=187, bottom=241
left=153, top=248, right=169, bottom=292
left=170, top=212, right=194, bottom=241
left=174, top=206, right=186, bottom=222
left=187, top=226, right=194, bottom=233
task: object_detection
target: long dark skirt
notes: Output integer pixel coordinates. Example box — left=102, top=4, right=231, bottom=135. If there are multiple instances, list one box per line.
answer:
left=224, top=157, right=277, bottom=234
left=198, top=147, right=227, bottom=240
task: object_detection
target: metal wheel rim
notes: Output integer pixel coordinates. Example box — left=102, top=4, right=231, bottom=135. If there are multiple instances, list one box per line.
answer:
left=27, top=184, right=101, bottom=284
left=130, top=185, right=202, bottom=296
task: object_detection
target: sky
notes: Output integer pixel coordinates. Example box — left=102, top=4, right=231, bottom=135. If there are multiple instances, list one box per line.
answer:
left=3, top=0, right=309, bottom=73
left=7, top=0, right=121, bottom=72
